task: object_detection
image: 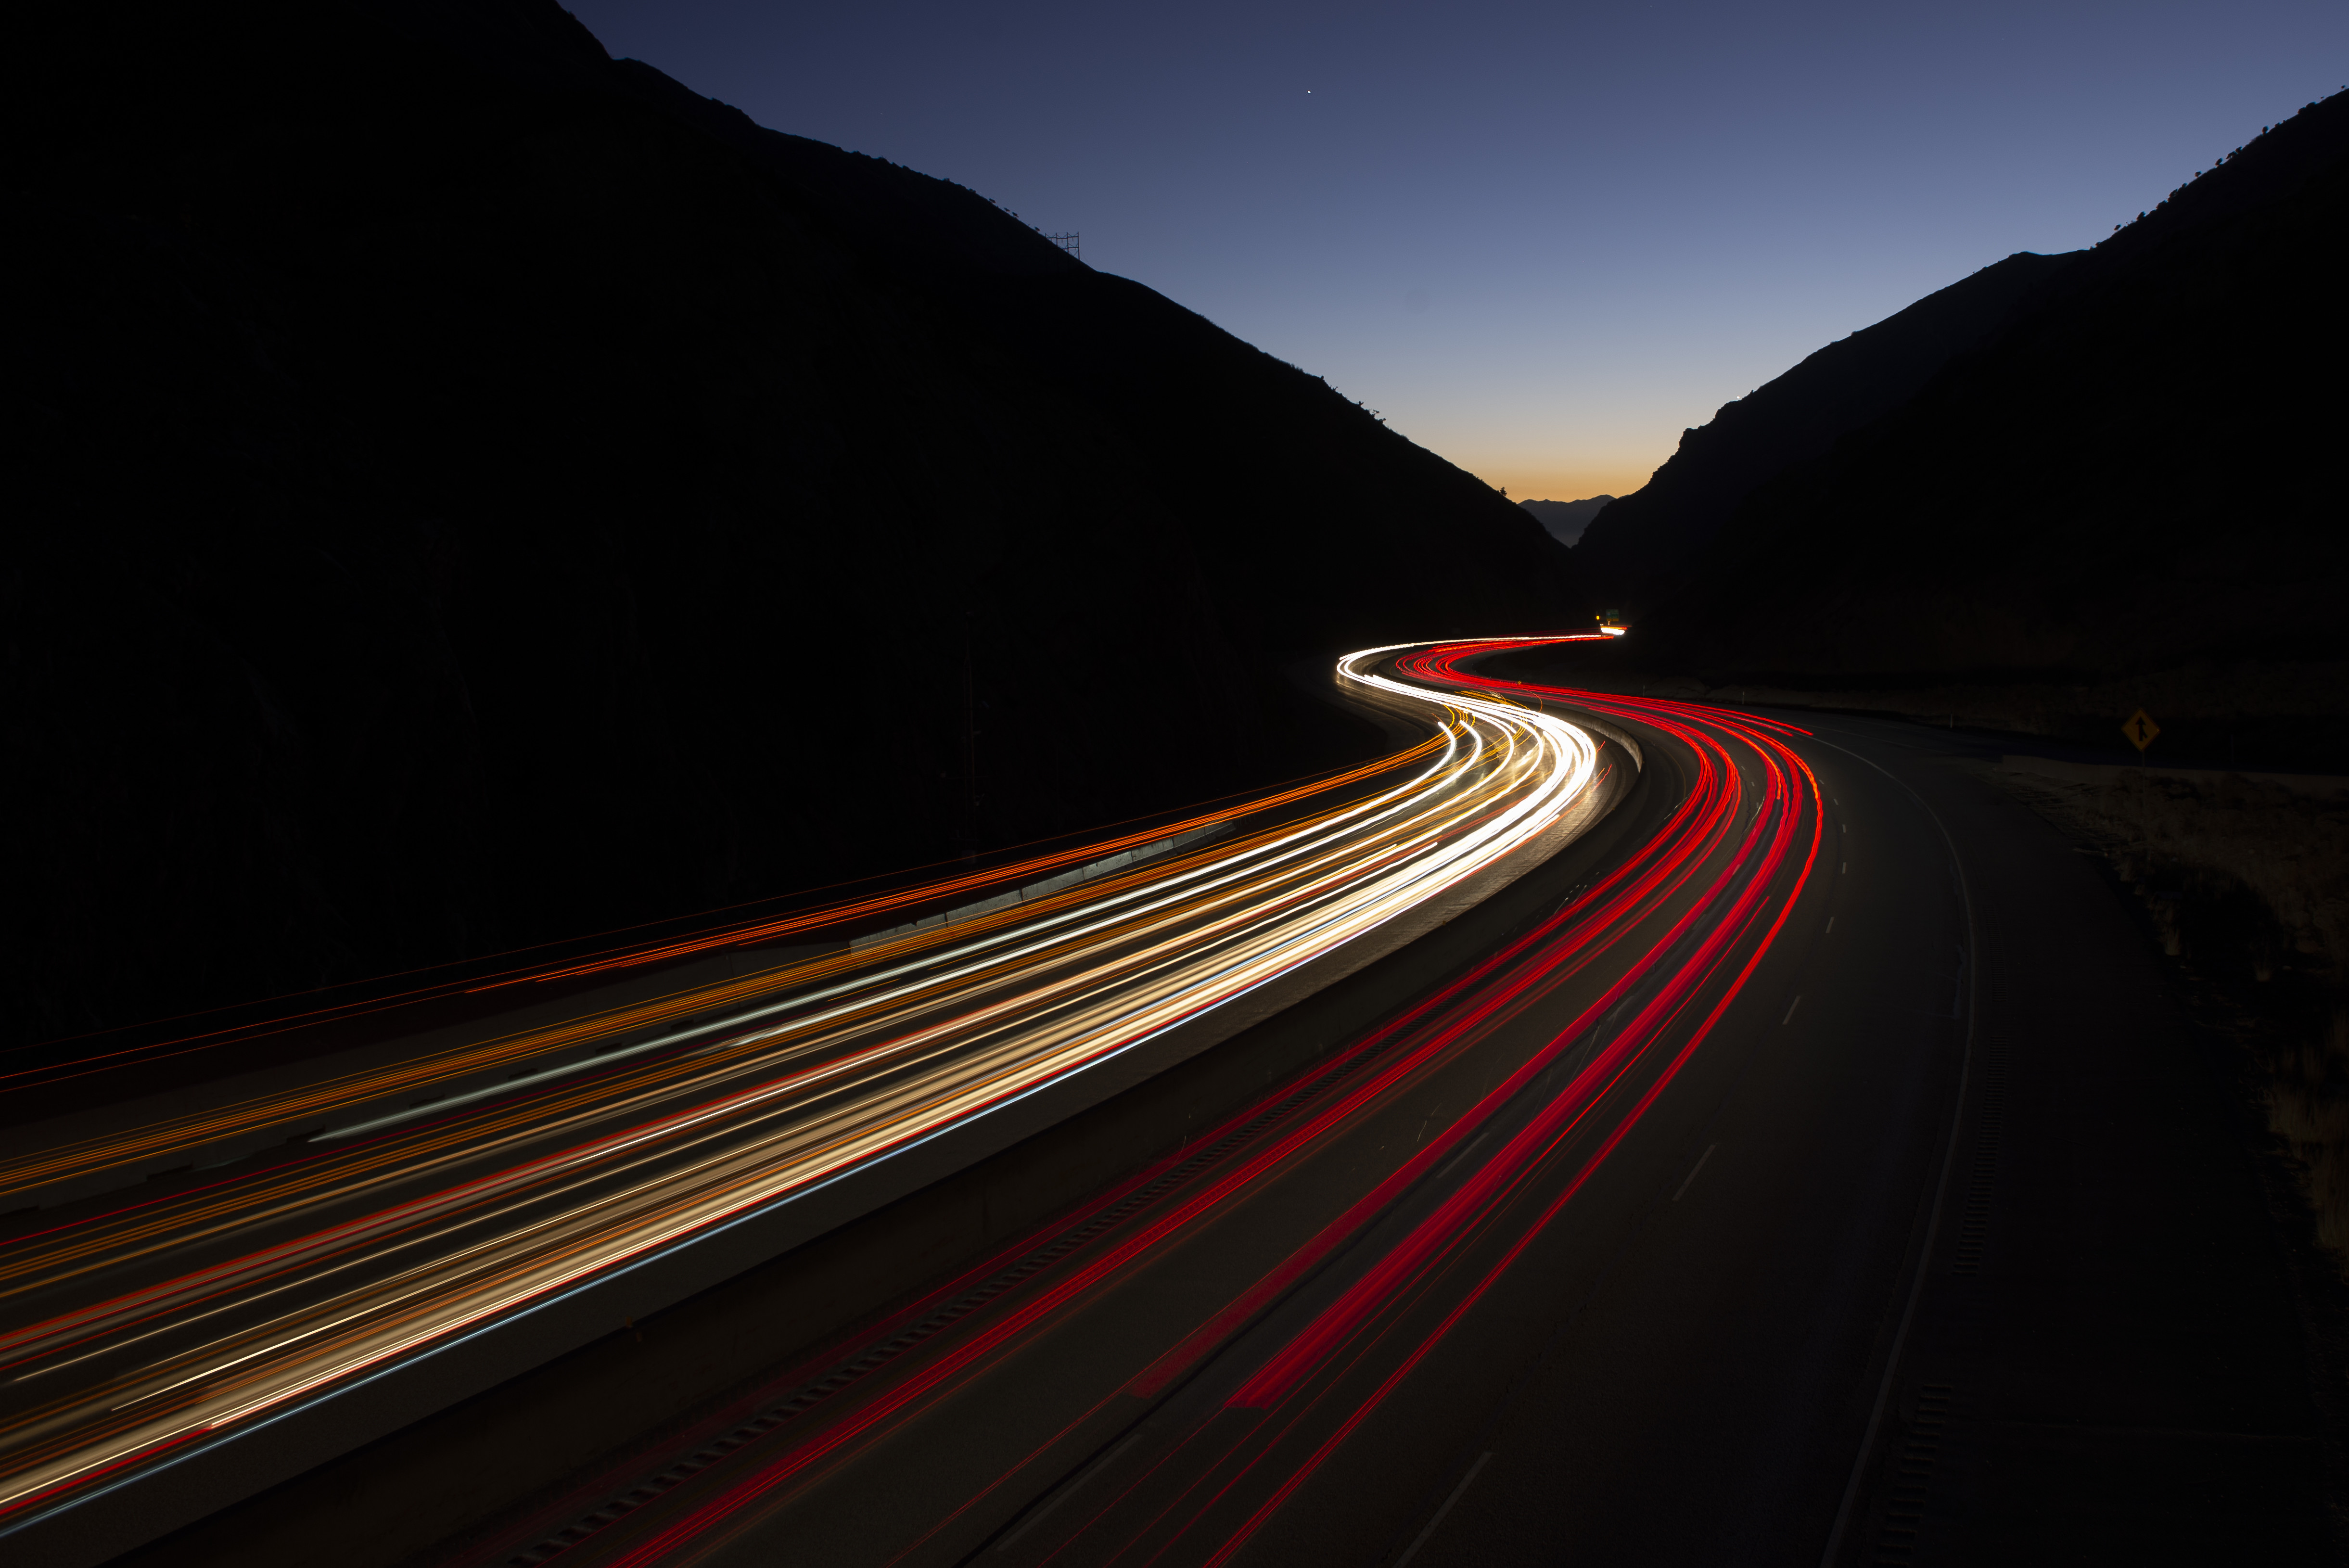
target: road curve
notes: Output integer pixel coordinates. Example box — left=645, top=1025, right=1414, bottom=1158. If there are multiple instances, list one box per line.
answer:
left=0, top=640, right=1614, bottom=1567
left=95, top=639, right=2316, bottom=1568
left=407, top=638, right=1856, bottom=1568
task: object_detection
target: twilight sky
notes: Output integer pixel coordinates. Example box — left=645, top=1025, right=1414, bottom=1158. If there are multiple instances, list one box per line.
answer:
left=566, top=0, right=2345, bottom=502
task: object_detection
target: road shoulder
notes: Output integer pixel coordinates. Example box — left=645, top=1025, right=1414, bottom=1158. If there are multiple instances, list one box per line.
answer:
left=1821, top=721, right=2342, bottom=1566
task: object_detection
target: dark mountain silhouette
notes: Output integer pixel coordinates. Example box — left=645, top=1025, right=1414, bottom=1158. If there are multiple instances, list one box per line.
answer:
left=1571, top=251, right=2074, bottom=606
left=1520, top=496, right=1613, bottom=548
left=1571, top=90, right=2348, bottom=764
left=6, top=0, right=1575, bottom=1049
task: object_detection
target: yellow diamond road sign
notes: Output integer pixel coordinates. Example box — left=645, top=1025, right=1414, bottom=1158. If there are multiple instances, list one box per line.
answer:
left=2122, top=709, right=2160, bottom=752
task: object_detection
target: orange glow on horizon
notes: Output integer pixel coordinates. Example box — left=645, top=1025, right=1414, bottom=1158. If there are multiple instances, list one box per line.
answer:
left=1478, top=462, right=1656, bottom=508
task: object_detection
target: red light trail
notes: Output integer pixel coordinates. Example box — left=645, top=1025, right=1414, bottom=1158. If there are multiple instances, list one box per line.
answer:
left=481, top=636, right=1826, bottom=1568
left=0, top=637, right=1609, bottom=1562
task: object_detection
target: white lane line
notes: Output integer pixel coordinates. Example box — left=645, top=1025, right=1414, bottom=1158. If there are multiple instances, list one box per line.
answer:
left=1672, top=1145, right=1718, bottom=1202
left=1826, top=916, right=1835, bottom=934
left=1841, top=861, right=1847, bottom=874
left=1395, top=1451, right=1495, bottom=1568
left=1783, top=995, right=1803, bottom=1026
left=1806, top=730, right=1981, bottom=1568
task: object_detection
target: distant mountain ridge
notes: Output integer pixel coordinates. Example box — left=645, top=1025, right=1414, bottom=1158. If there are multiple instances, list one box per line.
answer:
left=1520, top=496, right=1613, bottom=548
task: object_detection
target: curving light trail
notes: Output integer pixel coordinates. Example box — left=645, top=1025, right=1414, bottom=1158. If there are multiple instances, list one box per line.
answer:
left=481, top=637, right=1828, bottom=1568
left=0, top=643, right=1609, bottom=1544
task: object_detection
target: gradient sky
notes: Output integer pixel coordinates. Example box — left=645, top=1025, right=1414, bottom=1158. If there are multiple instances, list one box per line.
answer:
left=566, top=0, right=2345, bottom=502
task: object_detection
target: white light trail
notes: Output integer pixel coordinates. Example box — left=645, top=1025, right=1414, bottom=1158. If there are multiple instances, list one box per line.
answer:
left=0, top=641, right=1605, bottom=1533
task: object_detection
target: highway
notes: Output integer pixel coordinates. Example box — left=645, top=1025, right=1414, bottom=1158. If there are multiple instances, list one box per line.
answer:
left=421, top=642, right=1858, bottom=1568
left=0, top=640, right=1614, bottom=1566
left=17, top=637, right=2323, bottom=1567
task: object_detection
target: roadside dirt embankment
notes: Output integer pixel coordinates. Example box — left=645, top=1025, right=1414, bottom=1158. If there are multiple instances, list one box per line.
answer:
left=1994, top=756, right=2349, bottom=1256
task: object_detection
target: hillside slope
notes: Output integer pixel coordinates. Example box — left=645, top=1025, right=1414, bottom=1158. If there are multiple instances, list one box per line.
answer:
left=1639, top=90, right=2348, bottom=687
left=5, top=0, right=1576, bottom=1047
left=1571, top=249, right=2076, bottom=607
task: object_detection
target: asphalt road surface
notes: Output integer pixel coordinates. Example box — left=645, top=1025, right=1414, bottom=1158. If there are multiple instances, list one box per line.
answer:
left=1, top=641, right=1604, bottom=1563
left=36, top=639, right=2341, bottom=1567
